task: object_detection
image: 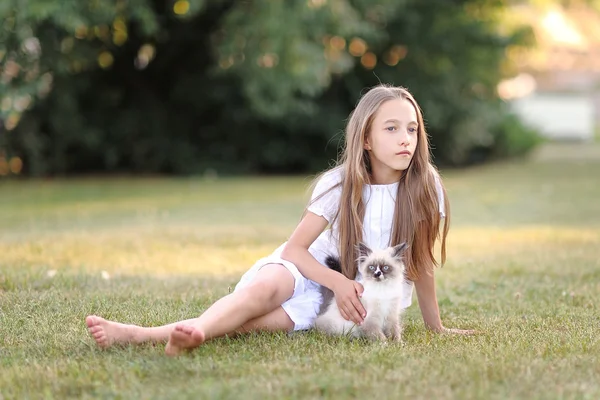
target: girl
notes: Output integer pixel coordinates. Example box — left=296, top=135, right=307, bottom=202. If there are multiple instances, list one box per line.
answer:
left=85, top=84, right=474, bottom=356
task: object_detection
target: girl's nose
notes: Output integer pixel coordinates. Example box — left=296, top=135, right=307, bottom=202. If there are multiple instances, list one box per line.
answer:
left=399, top=135, right=410, bottom=146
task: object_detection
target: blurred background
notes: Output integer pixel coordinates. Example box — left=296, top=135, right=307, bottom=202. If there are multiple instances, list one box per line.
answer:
left=1, top=6, right=600, bottom=395
left=0, top=0, right=599, bottom=178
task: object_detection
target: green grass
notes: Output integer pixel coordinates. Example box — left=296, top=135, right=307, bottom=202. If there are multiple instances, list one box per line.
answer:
left=1, top=154, right=599, bottom=399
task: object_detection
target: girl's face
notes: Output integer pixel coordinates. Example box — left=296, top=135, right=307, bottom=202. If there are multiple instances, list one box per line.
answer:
left=364, top=98, right=418, bottom=184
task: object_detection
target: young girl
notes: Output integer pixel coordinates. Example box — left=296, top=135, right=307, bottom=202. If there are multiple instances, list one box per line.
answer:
left=86, top=84, right=474, bottom=356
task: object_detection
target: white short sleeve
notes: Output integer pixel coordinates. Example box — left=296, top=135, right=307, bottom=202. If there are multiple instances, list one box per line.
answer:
left=306, top=168, right=342, bottom=223
left=434, top=174, right=446, bottom=219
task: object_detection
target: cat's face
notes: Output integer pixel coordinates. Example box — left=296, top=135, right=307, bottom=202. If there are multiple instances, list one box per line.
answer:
left=356, top=242, right=407, bottom=282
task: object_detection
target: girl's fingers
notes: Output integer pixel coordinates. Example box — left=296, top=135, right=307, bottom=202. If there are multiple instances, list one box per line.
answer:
left=339, top=308, right=349, bottom=321
left=345, top=300, right=363, bottom=325
left=351, top=297, right=366, bottom=319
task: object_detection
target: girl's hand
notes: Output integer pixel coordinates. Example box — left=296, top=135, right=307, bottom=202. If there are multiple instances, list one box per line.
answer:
left=332, top=277, right=365, bottom=325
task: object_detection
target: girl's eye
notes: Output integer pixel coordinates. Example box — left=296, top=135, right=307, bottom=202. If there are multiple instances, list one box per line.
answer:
left=385, top=126, right=396, bottom=132
left=369, top=265, right=375, bottom=270
left=408, top=127, right=417, bottom=133
left=383, top=265, right=389, bottom=271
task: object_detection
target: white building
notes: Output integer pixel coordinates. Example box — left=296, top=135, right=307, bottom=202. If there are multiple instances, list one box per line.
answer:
left=500, top=4, right=600, bottom=142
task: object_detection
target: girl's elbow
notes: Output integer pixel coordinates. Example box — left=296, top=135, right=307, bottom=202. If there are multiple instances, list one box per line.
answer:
left=280, top=242, right=296, bottom=261
left=281, top=241, right=311, bottom=263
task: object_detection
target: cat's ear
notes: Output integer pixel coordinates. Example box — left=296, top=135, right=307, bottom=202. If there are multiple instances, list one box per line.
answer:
left=356, top=242, right=372, bottom=260
left=391, top=242, right=408, bottom=259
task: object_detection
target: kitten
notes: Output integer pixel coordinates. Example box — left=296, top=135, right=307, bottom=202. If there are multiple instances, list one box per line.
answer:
left=314, top=242, right=408, bottom=343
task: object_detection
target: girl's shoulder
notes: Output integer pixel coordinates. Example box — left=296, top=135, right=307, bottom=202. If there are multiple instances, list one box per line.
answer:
left=311, top=166, right=344, bottom=196
left=307, top=166, right=344, bottom=223
left=317, top=166, right=343, bottom=186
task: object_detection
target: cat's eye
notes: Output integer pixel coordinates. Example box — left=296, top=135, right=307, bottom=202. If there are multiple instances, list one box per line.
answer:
left=383, top=265, right=389, bottom=271
left=369, top=265, right=375, bottom=270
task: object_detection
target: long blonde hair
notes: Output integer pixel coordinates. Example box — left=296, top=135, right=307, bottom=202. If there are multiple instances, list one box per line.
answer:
left=309, top=84, right=450, bottom=281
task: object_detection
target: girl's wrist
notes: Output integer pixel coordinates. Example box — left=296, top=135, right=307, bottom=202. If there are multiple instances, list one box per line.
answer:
left=327, top=272, right=347, bottom=293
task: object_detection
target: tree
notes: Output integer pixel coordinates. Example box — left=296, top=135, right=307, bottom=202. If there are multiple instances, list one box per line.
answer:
left=1, top=0, right=539, bottom=176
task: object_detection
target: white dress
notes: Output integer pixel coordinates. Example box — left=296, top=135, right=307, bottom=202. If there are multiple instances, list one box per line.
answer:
left=234, top=167, right=446, bottom=331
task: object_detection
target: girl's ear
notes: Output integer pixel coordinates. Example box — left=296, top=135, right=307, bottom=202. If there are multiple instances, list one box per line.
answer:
left=364, top=141, right=371, bottom=151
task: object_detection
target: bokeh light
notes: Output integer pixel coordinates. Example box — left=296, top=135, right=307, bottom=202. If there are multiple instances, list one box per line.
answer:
left=497, top=73, right=537, bottom=100
left=349, top=38, right=367, bottom=57
left=330, top=36, right=346, bottom=51
left=360, top=52, right=377, bottom=69
left=257, top=53, right=278, bottom=68
left=9, top=157, right=23, bottom=174
left=383, top=45, right=408, bottom=66
left=542, top=10, right=585, bottom=49
left=14, top=95, right=32, bottom=112
left=98, top=51, right=114, bottom=69
left=113, top=17, right=128, bottom=46
left=5, top=113, right=21, bottom=130
left=219, top=56, right=234, bottom=69
left=173, top=0, right=190, bottom=15
left=135, top=44, right=156, bottom=70
left=75, top=26, right=88, bottom=39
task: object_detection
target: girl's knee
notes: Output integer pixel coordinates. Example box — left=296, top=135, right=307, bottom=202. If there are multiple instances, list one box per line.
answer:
left=246, top=283, right=292, bottom=309
left=253, top=264, right=294, bottom=295
left=243, top=279, right=280, bottom=305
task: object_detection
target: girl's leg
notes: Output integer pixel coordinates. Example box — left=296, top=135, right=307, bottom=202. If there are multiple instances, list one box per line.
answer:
left=165, top=264, right=295, bottom=355
left=85, top=263, right=296, bottom=350
left=85, top=316, right=195, bottom=348
left=85, top=307, right=294, bottom=349
left=238, top=306, right=294, bottom=334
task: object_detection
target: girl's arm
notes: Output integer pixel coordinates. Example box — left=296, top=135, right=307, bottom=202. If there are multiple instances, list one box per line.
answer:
left=414, top=268, right=475, bottom=334
left=280, top=212, right=366, bottom=325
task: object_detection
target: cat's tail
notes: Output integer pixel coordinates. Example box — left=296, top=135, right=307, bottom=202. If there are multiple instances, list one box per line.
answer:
left=324, top=255, right=342, bottom=273
left=316, top=254, right=343, bottom=315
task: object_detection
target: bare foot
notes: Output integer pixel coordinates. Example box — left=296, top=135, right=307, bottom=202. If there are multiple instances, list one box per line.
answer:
left=85, top=315, right=137, bottom=348
left=165, top=324, right=205, bottom=356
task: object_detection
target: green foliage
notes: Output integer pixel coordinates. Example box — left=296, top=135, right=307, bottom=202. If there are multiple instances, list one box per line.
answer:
left=0, top=0, right=159, bottom=117
left=1, top=0, right=540, bottom=176
left=313, top=0, right=539, bottom=166
left=214, top=0, right=400, bottom=118
left=489, top=111, right=545, bottom=160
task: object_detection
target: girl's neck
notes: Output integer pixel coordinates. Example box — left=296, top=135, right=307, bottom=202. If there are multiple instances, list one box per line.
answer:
left=370, top=170, right=404, bottom=185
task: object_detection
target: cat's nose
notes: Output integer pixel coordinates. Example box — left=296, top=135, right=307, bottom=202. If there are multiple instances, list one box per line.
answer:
left=374, top=271, right=382, bottom=278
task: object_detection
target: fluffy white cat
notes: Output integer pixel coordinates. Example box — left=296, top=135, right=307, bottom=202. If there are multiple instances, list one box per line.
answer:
left=314, top=242, right=408, bottom=343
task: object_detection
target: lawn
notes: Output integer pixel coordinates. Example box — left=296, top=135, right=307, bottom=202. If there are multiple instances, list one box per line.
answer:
left=1, top=153, right=599, bottom=399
